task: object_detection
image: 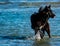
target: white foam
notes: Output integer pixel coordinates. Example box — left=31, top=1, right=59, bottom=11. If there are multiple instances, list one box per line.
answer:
left=35, top=31, right=41, bottom=40
left=27, top=31, right=41, bottom=41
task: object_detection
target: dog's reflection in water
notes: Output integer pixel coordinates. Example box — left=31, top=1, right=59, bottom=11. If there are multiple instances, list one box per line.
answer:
left=33, top=38, right=51, bottom=46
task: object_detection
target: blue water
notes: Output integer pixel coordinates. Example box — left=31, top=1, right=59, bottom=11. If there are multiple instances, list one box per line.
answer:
left=0, top=8, right=38, bottom=36
left=0, top=2, right=60, bottom=46
left=0, top=7, right=60, bottom=36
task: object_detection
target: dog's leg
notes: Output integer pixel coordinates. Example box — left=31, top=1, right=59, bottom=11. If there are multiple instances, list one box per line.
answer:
left=40, top=29, right=45, bottom=38
left=42, top=29, right=45, bottom=37
left=34, top=28, right=38, bottom=35
left=35, top=30, right=38, bottom=35
left=46, top=28, right=51, bottom=38
left=45, top=23, right=51, bottom=38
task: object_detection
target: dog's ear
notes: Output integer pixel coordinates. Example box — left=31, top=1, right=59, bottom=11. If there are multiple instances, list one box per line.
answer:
left=45, top=6, right=47, bottom=8
left=48, top=5, right=51, bottom=8
left=38, top=6, right=42, bottom=12
left=44, top=5, right=48, bottom=9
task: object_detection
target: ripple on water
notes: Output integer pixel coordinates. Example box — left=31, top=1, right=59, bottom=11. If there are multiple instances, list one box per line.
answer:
left=0, top=36, right=60, bottom=46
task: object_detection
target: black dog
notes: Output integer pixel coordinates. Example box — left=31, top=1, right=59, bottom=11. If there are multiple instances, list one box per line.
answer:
left=30, top=5, right=55, bottom=38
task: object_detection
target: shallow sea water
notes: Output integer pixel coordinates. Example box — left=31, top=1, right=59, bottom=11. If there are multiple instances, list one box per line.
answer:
left=0, top=4, right=60, bottom=46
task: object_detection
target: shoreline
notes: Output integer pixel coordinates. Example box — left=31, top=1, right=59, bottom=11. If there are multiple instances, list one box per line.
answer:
left=0, top=2, right=60, bottom=7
